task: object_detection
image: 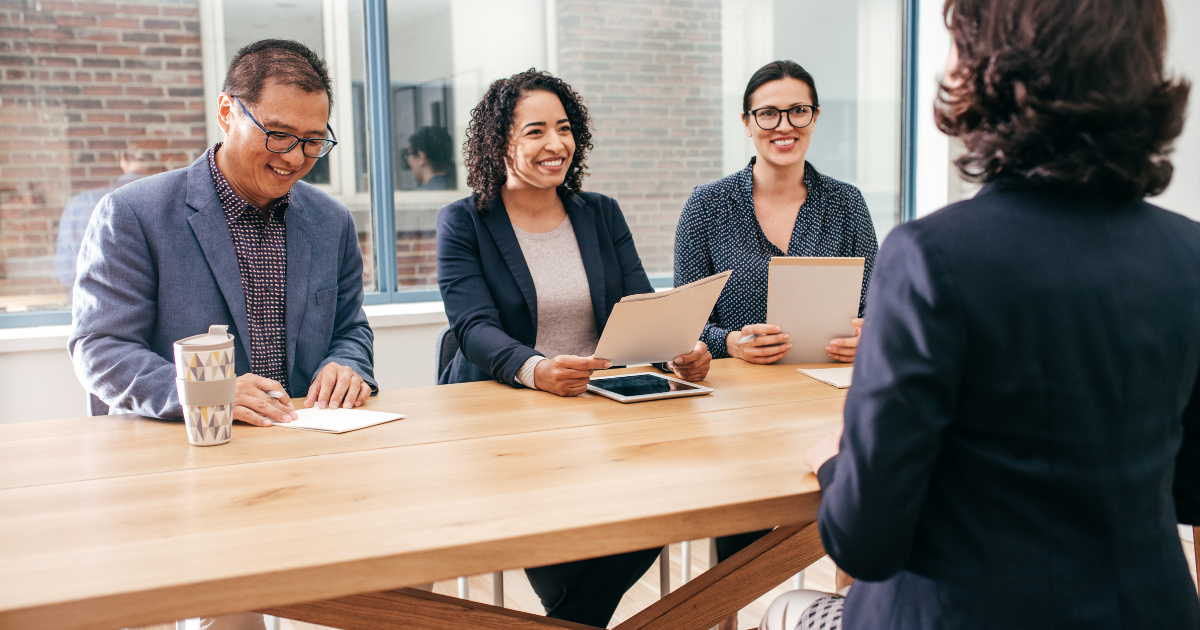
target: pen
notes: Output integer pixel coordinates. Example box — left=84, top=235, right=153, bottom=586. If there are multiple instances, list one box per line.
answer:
left=738, top=334, right=760, bottom=344
left=267, top=391, right=285, bottom=399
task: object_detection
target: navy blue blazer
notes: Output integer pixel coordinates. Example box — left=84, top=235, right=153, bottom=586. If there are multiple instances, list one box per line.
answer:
left=69, top=153, right=375, bottom=419
left=818, top=181, right=1200, bottom=629
left=436, top=192, right=653, bottom=386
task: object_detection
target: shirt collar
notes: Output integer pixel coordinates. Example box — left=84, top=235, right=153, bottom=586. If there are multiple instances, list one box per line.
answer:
left=207, top=143, right=290, bottom=222
left=734, top=156, right=820, bottom=205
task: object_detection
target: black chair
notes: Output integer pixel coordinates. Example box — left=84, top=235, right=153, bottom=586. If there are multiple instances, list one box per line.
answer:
left=434, top=324, right=459, bottom=383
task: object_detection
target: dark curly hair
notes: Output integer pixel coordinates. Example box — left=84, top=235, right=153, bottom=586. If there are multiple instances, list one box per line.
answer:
left=464, top=69, right=593, bottom=211
left=935, top=0, right=1189, bottom=200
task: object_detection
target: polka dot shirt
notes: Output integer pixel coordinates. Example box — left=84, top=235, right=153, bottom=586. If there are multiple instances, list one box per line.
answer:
left=674, top=158, right=879, bottom=359
left=208, top=143, right=291, bottom=390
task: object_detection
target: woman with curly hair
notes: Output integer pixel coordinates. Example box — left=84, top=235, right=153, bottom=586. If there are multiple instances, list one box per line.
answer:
left=759, top=0, right=1199, bottom=629
left=435, top=69, right=711, bottom=625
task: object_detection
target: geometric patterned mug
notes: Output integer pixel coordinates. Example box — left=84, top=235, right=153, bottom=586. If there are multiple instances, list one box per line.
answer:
left=173, top=325, right=237, bottom=446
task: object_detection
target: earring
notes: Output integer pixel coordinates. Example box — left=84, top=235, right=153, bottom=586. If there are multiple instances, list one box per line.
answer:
left=747, top=132, right=752, bottom=137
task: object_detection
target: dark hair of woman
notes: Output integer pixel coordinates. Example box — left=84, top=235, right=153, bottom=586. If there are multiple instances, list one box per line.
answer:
left=936, top=0, right=1190, bottom=200
left=464, top=69, right=594, bottom=212
left=741, top=60, right=820, bottom=115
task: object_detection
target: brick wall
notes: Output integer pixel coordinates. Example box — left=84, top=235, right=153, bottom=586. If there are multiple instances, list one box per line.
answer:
left=557, top=0, right=723, bottom=276
left=0, top=0, right=206, bottom=305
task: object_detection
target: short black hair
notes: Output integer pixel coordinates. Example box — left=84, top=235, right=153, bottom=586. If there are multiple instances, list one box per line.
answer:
left=742, top=60, right=820, bottom=114
left=464, top=69, right=593, bottom=212
left=937, top=0, right=1189, bottom=199
left=408, top=126, right=455, bottom=174
left=223, top=39, right=333, bottom=115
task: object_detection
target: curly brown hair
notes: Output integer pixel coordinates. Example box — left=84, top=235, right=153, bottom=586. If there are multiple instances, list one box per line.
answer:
left=463, top=69, right=594, bottom=212
left=935, top=0, right=1189, bottom=200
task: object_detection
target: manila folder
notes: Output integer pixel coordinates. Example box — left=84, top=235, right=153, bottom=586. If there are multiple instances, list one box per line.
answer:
left=593, top=270, right=732, bottom=365
left=766, top=257, right=864, bottom=364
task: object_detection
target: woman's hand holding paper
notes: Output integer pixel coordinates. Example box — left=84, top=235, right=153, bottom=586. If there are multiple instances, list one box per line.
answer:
left=535, top=355, right=612, bottom=397
left=669, top=341, right=711, bottom=382
left=726, top=323, right=792, bottom=364
left=826, top=318, right=864, bottom=363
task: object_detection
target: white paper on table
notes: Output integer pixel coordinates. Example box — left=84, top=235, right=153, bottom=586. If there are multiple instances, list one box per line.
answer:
left=796, top=367, right=853, bottom=389
left=273, top=408, right=405, bottom=433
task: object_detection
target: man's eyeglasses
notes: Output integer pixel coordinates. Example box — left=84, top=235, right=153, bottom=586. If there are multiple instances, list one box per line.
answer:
left=746, top=105, right=818, bottom=131
left=233, top=96, right=338, bottom=158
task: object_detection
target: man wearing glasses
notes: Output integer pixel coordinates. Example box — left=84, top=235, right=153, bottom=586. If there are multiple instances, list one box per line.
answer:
left=69, top=39, right=375, bottom=440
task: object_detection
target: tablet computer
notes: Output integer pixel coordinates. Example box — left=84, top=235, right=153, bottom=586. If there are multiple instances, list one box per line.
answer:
left=587, top=373, right=713, bottom=403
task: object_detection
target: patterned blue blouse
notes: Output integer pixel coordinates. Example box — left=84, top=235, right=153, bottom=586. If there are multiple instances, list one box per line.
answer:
left=674, top=158, right=879, bottom=359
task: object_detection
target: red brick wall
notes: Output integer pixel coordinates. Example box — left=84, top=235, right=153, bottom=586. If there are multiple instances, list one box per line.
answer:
left=0, top=0, right=206, bottom=302
left=557, top=0, right=723, bottom=276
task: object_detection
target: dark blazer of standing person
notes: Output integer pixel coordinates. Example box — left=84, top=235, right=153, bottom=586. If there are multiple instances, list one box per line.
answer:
left=435, top=69, right=711, bottom=627
left=786, top=1, right=1200, bottom=629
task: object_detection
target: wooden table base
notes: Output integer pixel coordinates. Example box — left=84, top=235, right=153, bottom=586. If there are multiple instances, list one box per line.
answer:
left=260, top=522, right=827, bottom=630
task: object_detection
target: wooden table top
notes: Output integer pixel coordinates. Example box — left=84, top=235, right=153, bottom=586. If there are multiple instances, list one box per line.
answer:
left=0, top=359, right=846, bottom=630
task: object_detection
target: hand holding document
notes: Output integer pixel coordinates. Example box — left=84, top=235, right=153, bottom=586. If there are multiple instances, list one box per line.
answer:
left=766, top=257, right=865, bottom=363
left=593, top=271, right=732, bottom=365
left=272, top=407, right=404, bottom=433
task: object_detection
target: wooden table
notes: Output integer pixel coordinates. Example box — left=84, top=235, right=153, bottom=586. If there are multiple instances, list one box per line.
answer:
left=0, top=359, right=846, bottom=630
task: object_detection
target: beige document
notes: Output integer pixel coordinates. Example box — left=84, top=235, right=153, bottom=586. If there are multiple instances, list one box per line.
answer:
left=766, top=257, right=864, bottom=364
left=593, top=270, right=733, bottom=365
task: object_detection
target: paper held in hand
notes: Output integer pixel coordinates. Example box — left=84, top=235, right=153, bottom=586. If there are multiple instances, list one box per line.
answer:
left=766, top=257, right=865, bottom=363
left=273, top=408, right=405, bottom=433
left=592, top=270, right=733, bottom=365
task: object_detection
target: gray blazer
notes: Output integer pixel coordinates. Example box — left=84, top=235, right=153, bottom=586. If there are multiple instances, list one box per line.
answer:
left=69, top=154, right=375, bottom=419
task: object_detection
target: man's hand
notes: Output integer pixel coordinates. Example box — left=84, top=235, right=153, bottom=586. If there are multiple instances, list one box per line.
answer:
left=726, top=323, right=791, bottom=364
left=803, top=428, right=843, bottom=480
left=826, top=318, right=864, bottom=362
left=669, top=341, right=711, bottom=382
left=232, top=374, right=297, bottom=426
left=305, top=361, right=372, bottom=410
left=534, top=355, right=612, bottom=397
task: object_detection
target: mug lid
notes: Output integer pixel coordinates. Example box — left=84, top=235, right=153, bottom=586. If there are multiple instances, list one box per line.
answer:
left=175, top=325, right=233, bottom=350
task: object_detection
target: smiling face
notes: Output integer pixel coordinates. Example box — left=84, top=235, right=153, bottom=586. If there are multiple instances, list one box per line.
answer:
left=503, top=90, right=575, bottom=192
left=744, top=77, right=820, bottom=170
left=216, top=80, right=330, bottom=209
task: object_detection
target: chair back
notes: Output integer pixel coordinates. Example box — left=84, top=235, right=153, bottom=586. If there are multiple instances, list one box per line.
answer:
left=434, top=325, right=459, bottom=381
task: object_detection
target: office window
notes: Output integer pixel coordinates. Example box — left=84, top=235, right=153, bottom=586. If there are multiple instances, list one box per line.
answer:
left=0, top=0, right=906, bottom=324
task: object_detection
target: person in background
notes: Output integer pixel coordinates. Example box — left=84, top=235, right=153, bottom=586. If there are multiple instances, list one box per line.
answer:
left=55, top=151, right=157, bottom=289
left=436, top=68, right=711, bottom=626
left=405, top=125, right=457, bottom=190
left=69, top=37, right=382, bottom=630
left=762, top=0, right=1199, bottom=628
left=672, top=61, right=879, bottom=630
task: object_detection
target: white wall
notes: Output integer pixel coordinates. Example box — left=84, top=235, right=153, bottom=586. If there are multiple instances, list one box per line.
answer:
left=0, top=305, right=446, bottom=425
left=914, top=0, right=1199, bottom=220
left=1155, top=0, right=1200, bottom=222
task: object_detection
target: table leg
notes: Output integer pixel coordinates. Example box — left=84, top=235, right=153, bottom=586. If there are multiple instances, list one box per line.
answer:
left=614, top=521, right=825, bottom=630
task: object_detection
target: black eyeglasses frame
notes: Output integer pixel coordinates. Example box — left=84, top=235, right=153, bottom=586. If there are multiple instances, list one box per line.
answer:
left=745, top=105, right=819, bottom=131
left=232, top=95, right=338, bottom=158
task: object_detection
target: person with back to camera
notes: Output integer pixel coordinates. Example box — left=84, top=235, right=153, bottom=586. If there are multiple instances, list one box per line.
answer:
left=759, top=0, right=1200, bottom=628
left=435, top=68, right=713, bottom=626
left=405, top=125, right=457, bottom=190
left=672, top=60, right=880, bottom=629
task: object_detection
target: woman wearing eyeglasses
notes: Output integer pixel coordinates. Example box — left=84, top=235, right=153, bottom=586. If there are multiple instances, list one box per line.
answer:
left=674, top=60, right=878, bottom=368
left=672, top=60, right=879, bottom=630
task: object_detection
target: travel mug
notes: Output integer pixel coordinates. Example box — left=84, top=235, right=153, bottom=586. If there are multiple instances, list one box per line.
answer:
left=173, top=325, right=237, bottom=446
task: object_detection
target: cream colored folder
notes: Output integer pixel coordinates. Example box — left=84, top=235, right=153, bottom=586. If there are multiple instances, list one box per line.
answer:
left=766, top=257, right=864, bottom=364
left=593, top=270, right=732, bottom=365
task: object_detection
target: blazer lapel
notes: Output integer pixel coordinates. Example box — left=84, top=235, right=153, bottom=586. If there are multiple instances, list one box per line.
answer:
left=481, top=197, right=540, bottom=332
left=565, top=195, right=607, bottom=331
left=185, top=158, right=252, bottom=360
left=284, top=194, right=313, bottom=381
